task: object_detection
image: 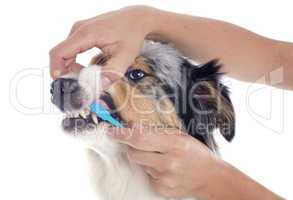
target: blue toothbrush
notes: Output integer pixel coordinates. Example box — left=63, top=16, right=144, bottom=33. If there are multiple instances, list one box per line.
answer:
left=90, top=102, right=123, bottom=128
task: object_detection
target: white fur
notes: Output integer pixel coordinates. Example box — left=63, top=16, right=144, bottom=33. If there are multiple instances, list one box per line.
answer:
left=72, top=68, right=197, bottom=200
left=78, top=65, right=102, bottom=109
left=141, top=41, right=183, bottom=89
left=79, top=124, right=169, bottom=200
left=64, top=42, right=198, bottom=200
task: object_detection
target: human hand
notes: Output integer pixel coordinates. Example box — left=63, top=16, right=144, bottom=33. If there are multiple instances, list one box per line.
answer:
left=49, top=6, right=157, bottom=84
left=107, top=123, right=225, bottom=199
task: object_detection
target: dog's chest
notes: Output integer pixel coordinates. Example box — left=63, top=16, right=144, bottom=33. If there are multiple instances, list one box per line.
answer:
left=87, top=149, right=165, bottom=200
left=82, top=128, right=197, bottom=200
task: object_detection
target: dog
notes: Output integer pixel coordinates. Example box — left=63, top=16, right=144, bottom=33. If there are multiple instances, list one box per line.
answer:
left=51, top=40, right=235, bottom=200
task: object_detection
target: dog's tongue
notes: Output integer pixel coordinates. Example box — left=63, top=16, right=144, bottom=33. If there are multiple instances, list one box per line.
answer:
left=90, top=99, right=124, bottom=128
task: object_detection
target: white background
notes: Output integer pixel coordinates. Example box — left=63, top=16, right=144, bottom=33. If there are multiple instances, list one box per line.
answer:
left=0, top=0, right=293, bottom=199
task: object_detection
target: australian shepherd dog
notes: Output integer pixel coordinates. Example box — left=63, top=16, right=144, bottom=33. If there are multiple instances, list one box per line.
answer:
left=51, top=40, right=235, bottom=200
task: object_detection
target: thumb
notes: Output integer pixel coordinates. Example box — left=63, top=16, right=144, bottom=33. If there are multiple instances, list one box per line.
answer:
left=101, top=47, right=139, bottom=88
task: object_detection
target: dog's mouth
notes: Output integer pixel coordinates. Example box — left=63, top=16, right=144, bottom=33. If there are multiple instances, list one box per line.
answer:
left=61, top=93, right=123, bottom=132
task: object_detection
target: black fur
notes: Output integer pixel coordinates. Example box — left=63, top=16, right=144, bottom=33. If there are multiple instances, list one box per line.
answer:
left=162, top=59, right=235, bottom=149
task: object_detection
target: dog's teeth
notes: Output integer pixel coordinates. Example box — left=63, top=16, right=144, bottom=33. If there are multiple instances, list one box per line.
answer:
left=80, top=111, right=87, bottom=119
left=91, top=113, right=98, bottom=124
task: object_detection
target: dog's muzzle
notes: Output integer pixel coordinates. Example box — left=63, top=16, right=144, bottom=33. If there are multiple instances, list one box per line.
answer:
left=51, top=78, right=123, bottom=132
left=51, top=78, right=83, bottom=112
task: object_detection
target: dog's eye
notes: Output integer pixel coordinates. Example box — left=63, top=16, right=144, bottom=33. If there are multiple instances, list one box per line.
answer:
left=126, top=69, right=146, bottom=82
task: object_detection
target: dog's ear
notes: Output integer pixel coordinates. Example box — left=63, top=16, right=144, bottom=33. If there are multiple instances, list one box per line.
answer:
left=188, top=60, right=235, bottom=142
left=215, top=83, right=235, bottom=142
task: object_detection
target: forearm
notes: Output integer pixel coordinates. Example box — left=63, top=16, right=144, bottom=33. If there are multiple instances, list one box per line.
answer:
left=198, top=161, right=283, bottom=200
left=146, top=7, right=293, bottom=89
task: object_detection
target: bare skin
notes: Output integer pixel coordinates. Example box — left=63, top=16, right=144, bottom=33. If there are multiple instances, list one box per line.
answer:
left=108, top=124, right=282, bottom=200
left=49, top=6, right=289, bottom=200
left=147, top=9, right=293, bottom=90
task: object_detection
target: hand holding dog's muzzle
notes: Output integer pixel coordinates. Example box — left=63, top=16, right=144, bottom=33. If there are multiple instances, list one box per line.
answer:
left=49, top=6, right=153, bottom=88
left=107, top=123, right=224, bottom=199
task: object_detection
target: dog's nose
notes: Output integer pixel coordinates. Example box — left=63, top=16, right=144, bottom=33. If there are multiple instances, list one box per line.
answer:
left=51, top=78, right=82, bottom=112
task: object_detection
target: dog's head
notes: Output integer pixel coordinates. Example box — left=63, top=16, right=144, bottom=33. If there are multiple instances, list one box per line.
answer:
left=51, top=41, right=235, bottom=151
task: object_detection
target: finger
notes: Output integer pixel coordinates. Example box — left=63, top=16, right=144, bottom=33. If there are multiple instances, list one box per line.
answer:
left=68, top=20, right=87, bottom=37
left=100, top=44, right=137, bottom=86
left=50, top=28, right=98, bottom=79
left=127, top=147, right=166, bottom=171
left=150, top=178, right=177, bottom=198
left=67, top=62, right=84, bottom=73
left=100, top=75, right=112, bottom=90
left=68, top=17, right=96, bottom=37
left=107, top=123, right=182, bottom=152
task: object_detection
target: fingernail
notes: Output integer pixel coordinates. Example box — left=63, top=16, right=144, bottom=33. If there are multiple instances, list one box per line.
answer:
left=53, top=70, right=62, bottom=78
left=101, top=76, right=112, bottom=89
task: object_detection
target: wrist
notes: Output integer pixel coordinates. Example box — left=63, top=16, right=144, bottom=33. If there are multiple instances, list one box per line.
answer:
left=196, top=160, right=283, bottom=200
left=139, top=7, right=173, bottom=42
left=140, top=6, right=165, bottom=38
left=193, top=158, right=231, bottom=200
left=202, top=161, right=235, bottom=200
left=122, top=6, right=161, bottom=38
